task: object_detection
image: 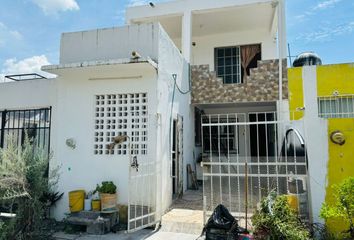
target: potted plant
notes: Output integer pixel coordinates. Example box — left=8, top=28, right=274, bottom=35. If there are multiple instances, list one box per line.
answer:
left=84, top=191, right=93, bottom=211
left=94, top=181, right=117, bottom=213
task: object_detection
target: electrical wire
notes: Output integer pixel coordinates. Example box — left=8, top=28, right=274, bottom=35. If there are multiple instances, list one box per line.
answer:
left=172, top=73, right=191, bottom=95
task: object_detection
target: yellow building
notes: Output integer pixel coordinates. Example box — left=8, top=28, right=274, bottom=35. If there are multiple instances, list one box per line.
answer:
left=288, top=63, right=354, bottom=234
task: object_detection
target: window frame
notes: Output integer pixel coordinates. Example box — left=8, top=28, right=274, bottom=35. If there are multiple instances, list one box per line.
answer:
left=214, top=46, right=242, bottom=84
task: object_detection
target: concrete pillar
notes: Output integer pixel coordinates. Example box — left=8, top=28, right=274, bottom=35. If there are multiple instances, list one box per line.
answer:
left=182, top=10, right=192, bottom=63
left=277, top=0, right=286, bottom=119
left=302, top=66, right=328, bottom=224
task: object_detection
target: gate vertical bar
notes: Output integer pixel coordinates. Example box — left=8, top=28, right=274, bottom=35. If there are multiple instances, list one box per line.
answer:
left=0, top=110, right=8, bottom=148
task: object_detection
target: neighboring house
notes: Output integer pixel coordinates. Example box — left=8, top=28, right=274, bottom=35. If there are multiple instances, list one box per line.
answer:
left=2, top=0, right=333, bottom=233
left=288, top=63, right=354, bottom=234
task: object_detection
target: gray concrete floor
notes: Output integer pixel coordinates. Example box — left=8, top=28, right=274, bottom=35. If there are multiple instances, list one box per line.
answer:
left=54, top=229, right=200, bottom=240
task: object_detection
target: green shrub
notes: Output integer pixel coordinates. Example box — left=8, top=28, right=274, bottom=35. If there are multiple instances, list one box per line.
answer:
left=95, top=181, right=117, bottom=194
left=252, top=192, right=310, bottom=240
left=320, top=177, right=354, bottom=239
left=0, top=137, right=59, bottom=240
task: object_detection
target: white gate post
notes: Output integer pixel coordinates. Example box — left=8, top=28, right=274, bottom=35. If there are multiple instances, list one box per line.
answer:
left=302, top=66, right=329, bottom=224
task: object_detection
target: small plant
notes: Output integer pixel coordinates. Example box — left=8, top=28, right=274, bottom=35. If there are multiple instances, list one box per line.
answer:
left=320, top=177, right=354, bottom=239
left=252, top=192, right=310, bottom=240
left=94, top=181, right=117, bottom=194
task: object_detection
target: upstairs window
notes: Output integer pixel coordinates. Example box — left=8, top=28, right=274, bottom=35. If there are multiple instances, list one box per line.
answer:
left=215, top=46, right=241, bottom=84
left=215, top=44, right=261, bottom=84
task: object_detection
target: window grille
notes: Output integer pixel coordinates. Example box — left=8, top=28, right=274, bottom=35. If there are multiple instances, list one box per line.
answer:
left=215, top=46, right=242, bottom=84
left=0, top=108, right=51, bottom=153
left=94, top=93, right=148, bottom=155
left=318, top=95, right=354, bottom=119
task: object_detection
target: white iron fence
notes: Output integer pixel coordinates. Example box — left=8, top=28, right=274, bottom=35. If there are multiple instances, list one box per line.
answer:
left=201, top=112, right=310, bottom=226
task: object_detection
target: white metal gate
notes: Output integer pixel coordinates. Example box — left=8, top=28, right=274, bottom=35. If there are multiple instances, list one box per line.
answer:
left=201, top=112, right=310, bottom=225
left=128, top=143, right=159, bottom=232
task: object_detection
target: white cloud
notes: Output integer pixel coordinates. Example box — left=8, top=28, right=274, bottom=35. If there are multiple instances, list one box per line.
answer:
left=127, top=0, right=171, bottom=7
left=314, top=0, right=342, bottom=10
left=128, top=0, right=150, bottom=7
left=293, top=0, right=344, bottom=22
left=1, top=55, right=55, bottom=82
left=0, top=22, right=23, bottom=47
left=296, top=21, right=354, bottom=43
left=32, top=0, right=79, bottom=15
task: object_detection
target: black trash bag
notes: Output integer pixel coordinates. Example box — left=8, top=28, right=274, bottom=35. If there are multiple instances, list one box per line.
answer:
left=201, top=204, right=240, bottom=240
left=205, top=204, right=236, bottom=230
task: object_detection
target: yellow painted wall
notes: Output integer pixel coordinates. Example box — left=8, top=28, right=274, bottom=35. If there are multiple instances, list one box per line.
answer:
left=288, top=67, right=304, bottom=120
left=326, top=118, right=354, bottom=233
left=288, top=63, right=354, bottom=233
left=317, top=63, right=354, bottom=96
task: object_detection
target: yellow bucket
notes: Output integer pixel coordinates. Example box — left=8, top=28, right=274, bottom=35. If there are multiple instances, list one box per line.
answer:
left=92, top=199, right=101, bottom=211
left=69, top=190, right=85, bottom=213
left=286, top=194, right=299, bottom=212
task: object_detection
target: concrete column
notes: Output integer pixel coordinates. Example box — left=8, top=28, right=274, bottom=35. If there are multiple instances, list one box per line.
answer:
left=277, top=0, right=286, bottom=119
left=182, top=10, right=192, bottom=63
left=302, top=66, right=328, bottom=224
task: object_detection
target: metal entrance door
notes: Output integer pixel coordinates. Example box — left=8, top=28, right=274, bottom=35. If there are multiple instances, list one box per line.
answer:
left=172, top=116, right=184, bottom=198
left=201, top=112, right=309, bottom=225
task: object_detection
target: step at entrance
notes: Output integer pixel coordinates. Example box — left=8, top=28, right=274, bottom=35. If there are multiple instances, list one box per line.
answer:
left=160, top=209, right=204, bottom=235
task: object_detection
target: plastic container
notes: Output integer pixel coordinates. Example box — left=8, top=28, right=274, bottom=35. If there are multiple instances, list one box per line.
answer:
left=100, top=193, right=117, bottom=212
left=84, top=199, right=92, bottom=211
left=69, top=190, right=85, bottom=213
left=92, top=199, right=101, bottom=211
left=286, top=194, right=299, bottom=212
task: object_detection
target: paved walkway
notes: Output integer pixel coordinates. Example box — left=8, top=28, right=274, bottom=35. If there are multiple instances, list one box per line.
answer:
left=54, top=229, right=201, bottom=240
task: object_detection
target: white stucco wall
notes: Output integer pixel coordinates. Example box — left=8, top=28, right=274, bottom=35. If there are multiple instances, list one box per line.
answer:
left=155, top=26, right=193, bottom=214
left=60, top=23, right=159, bottom=64
left=0, top=79, right=56, bottom=110
left=48, top=63, right=158, bottom=220
left=191, top=30, right=277, bottom=69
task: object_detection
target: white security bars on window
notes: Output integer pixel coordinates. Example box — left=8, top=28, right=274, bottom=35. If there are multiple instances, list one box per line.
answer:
left=94, top=93, right=148, bottom=155
left=318, top=95, right=354, bottom=119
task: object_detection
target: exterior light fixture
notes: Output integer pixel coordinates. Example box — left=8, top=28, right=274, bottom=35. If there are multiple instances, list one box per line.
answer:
left=149, top=2, right=155, bottom=7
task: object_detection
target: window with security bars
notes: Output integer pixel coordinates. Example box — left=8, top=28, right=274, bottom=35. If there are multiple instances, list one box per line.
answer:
left=215, top=46, right=242, bottom=84
left=94, top=93, right=148, bottom=155
left=318, top=95, right=354, bottom=118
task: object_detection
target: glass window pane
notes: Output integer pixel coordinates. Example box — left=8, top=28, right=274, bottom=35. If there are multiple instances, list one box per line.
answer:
left=225, top=57, right=232, bottom=66
left=217, top=48, right=225, bottom=57
left=232, top=75, right=240, bottom=83
left=225, top=48, right=232, bottom=57
left=232, top=56, right=238, bottom=65
left=233, top=66, right=238, bottom=74
left=224, top=75, right=232, bottom=84
left=225, top=66, right=232, bottom=75
left=217, top=58, right=225, bottom=66
left=217, top=67, right=224, bottom=75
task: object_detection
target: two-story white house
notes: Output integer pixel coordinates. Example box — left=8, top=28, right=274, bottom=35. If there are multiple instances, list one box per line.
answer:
left=0, top=0, right=305, bottom=233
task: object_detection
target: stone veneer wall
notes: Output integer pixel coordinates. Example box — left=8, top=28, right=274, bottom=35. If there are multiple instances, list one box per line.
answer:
left=191, top=59, right=288, bottom=104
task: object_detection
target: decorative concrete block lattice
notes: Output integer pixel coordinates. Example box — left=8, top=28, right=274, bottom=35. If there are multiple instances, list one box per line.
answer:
left=94, top=93, right=148, bottom=155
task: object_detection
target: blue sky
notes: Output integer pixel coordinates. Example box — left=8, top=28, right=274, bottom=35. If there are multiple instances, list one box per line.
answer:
left=0, top=0, right=353, bottom=79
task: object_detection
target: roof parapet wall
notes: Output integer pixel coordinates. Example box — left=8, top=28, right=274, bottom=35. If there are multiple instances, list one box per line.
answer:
left=59, top=23, right=160, bottom=64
